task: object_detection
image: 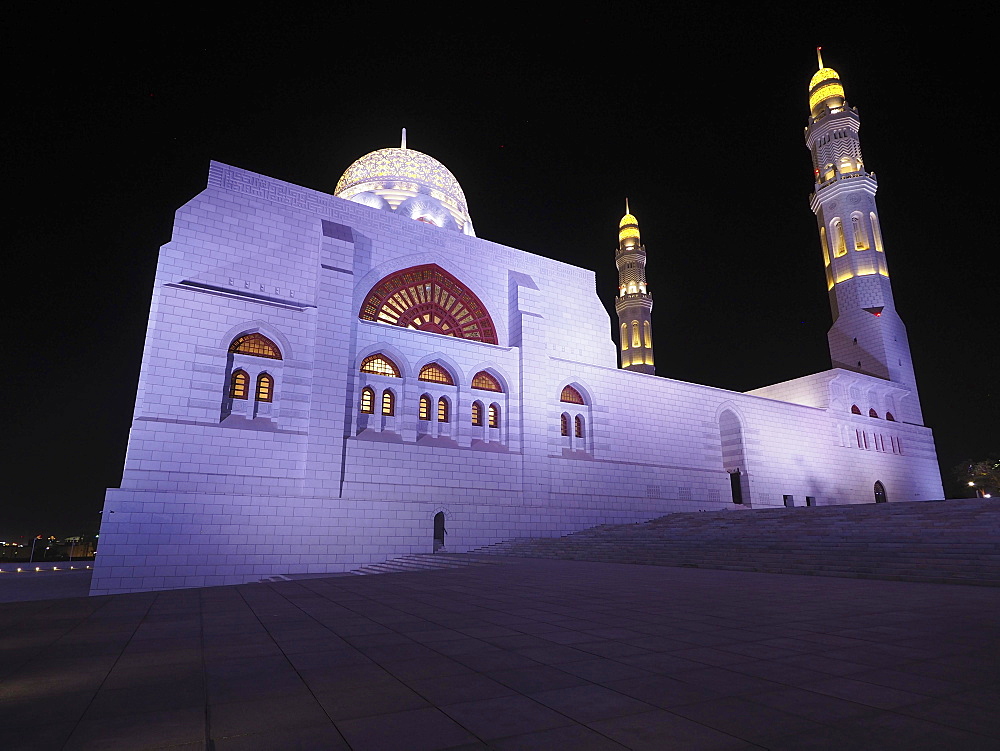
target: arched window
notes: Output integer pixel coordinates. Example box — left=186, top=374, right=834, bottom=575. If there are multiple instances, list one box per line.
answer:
left=852, top=214, right=868, bottom=250
left=832, top=219, right=847, bottom=257
left=360, top=354, right=400, bottom=377
left=871, top=212, right=884, bottom=252
left=851, top=404, right=862, bottom=415
left=631, top=321, right=641, bottom=348
left=574, top=414, right=583, bottom=439
left=360, top=386, right=374, bottom=414
left=229, top=333, right=282, bottom=359
left=885, top=411, right=896, bottom=422
left=472, top=401, right=484, bottom=426
left=419, top=362, right=454, bottom=385
left=620, top=323, right=628, bottom=351
left=230, top=370, right=249, bottom=399
left=560, top=385, right=585, bottom=404
left=359, top=263, right=498, bottom=344
left=255, top=373, right=274, bottom=402
left=418, top=395, right=431, bottom=421
left=381, top=390, right=395, bottom=416
left=438, top=397, right=449, bottom=423
left=643, top=321, right=652, bottom=348
left=472, top=371, right=503, bottom=392
left=869, top=408, right=879, bottom=418
left=820, top=226, right=830, bottom=266
left=488, top=403, right=499, bottom=429
left=560, top=413, right=570, bottom=437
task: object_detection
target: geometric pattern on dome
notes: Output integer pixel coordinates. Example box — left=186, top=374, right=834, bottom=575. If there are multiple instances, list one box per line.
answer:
left=359, top=264, right=498, bottom=345
left=228, top=333, right=282, bottom=359
left=809, top=82, right=845, bottom=112
left=335, top=147, right=469, bottom=217
left=809, top=67, right=841, bottom=91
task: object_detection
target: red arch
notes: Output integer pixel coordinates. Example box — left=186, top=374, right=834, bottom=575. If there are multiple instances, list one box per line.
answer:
left=359, top=264, right=498, bottom=344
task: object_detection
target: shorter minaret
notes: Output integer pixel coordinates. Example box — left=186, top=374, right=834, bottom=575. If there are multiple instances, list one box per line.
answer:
left=615, top=201, right=655, bottom=374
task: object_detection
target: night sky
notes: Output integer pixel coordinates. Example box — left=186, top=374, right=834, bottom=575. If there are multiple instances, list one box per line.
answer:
left=7, top=7, right=995, bottom=539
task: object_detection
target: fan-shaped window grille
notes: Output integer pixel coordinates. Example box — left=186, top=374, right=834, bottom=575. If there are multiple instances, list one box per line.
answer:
left=489, top=404, right=499, bottom=429
left=360, top=264, right=498, bottom=344
left=360, top=387, right=374, bottom=414
left=360, top=354, right=400, bottom=377
left=230, top=370, right=249, bottom=400
left=472, top=371, right=502, bottom=392
left=419, top=363, right=454, bottom=385
left=472, top=402, right=484, bottom=426
left=561, top=386, right=585, bottom=404
left=229, top=333, right=282, bottom=359
left=256, top=373, right=274, bottom=403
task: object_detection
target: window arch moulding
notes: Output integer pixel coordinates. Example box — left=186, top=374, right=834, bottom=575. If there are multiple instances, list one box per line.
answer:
left=359, top=263, right=498, bottom=344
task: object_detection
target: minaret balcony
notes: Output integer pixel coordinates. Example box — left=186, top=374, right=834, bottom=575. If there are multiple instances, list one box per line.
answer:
left=615, top=293, right=653, bottom=313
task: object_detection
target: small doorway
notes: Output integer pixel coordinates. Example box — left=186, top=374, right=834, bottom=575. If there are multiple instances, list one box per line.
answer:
left=433, top=512, right=446, bottom=551
left=730, top=470, right=743, bottom=505
left=874, top=481, right=888, bottom=504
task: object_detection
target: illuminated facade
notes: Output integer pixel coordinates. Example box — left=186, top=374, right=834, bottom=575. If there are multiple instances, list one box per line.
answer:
left=92, top=59, right=942, bottom=595
left=615, top=204, right=655, bottom=374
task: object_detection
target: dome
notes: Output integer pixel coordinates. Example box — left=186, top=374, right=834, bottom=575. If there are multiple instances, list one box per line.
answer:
left=619, top=210, right=640, bottom=244
left=808, top=66, right=845, bottom=117
left=809, top=67, right=841, bottom=91
left=334, top=143, right=474, bottom=235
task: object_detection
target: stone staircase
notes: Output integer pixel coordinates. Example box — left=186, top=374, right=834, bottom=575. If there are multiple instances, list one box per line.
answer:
left=349, top=552, right=498, bottom=576
left=472, top=499, right=1000, bottom=586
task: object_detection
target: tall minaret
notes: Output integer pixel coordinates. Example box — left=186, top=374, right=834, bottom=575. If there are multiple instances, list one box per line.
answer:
left=615, top=201, right=655, bottom=374
left=806, top=49, right=922, bottom=423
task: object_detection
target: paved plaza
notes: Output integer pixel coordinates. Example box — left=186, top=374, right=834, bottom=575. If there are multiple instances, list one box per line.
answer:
left=2, top=558, right=998, bottom=750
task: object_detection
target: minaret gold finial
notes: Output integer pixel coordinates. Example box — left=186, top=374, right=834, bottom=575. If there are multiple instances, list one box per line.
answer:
left=401, top=128, right=407, bottom=150
left=816, top=46, right=824, bottom=69
left=625, top=197, right=630, bottom=216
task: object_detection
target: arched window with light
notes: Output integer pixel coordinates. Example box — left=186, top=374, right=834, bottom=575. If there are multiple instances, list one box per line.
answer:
left=381, top=390, right=395, bottom=416
left=255, top=373, right=274, bottom=402
left=488, top=403, right=500, bottom=429
left=438, top=397, right=450, bottom=423
left=360, top=387, right=375, bottom=414
left=230, top=370, right=249, bottom=400
left=418, top=394, right=431, bottom=421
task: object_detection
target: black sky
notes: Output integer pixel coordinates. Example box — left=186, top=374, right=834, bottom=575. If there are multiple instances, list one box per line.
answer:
left=6, top=6, right=996, bottom=538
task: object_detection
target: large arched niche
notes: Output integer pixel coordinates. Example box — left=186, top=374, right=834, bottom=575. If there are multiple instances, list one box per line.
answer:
left=358, top=263, right=500, bottom=345
left=717, top=404, right=751, bottom=506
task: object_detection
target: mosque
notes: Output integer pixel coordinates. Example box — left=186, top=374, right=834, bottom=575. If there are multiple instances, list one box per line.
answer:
left=91, top=54, right=944, bottom=594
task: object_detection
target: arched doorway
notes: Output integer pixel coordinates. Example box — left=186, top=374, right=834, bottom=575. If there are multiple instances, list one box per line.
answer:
left=874, top=481, right=888, bottom=503
left=433, top=512, right=446, bottom=551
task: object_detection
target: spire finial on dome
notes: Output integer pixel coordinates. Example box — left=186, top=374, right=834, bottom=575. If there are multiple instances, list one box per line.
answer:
left=401, top=127, right=407, bottom=150
left=816, top=46, right=824, bottom=70
left=625, top=197, right=630, bottom=216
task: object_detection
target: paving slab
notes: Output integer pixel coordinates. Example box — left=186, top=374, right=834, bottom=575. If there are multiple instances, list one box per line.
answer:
left=1, top=558, right=999, bottom=750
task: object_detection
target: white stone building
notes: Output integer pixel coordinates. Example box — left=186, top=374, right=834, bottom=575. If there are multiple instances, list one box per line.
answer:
left=91, top=58, right=943, bottom=595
